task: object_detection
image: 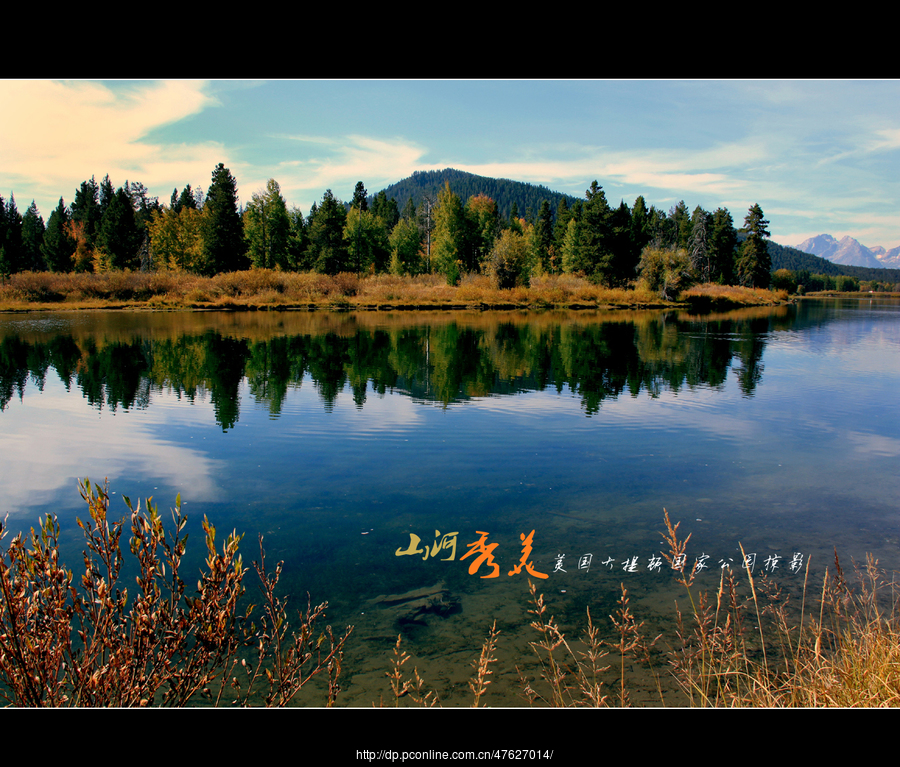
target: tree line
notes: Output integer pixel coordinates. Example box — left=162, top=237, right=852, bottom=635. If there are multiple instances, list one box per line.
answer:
left=0, top=162, right=776, bottom=292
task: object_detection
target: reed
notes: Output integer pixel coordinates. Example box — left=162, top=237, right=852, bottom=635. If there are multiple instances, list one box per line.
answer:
left=382, top=511, right=900, bottom=708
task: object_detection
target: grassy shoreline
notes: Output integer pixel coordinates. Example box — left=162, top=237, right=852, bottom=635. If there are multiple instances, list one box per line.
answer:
left=0, top=269, right=790, bottom=313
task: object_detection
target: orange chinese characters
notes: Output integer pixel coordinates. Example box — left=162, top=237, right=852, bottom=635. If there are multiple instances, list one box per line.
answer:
left=395, top=530, right=459, bottom=561
left=460, top=531, right=501, bottom=579
left=507, top=530, right=549, bottom=579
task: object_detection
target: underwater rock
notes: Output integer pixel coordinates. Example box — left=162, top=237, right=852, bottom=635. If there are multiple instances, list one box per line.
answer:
left=369, top=581, right=460, bottom=627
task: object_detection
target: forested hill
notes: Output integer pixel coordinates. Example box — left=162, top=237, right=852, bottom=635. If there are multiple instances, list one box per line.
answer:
left=373, top=169, right=580, bottom=223
left=768, top=239, right=900, bottom=281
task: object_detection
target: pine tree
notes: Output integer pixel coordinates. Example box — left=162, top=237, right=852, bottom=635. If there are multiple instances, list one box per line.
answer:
left=735, top=204, right=771, bottom=288
left=579, top=181, right=612, bottom=282
left=306, top=190, right=348, bottom=275
left=286, top=207, right=307, bottom=270
left=71, top=177, right=101, bottom=250
left=372, top=191, right=399, bottom=232
left=41, top=198, right=75, bottom=272
left=22, top=201, right=46, bottom=271
left=96, top=187, right=140, bottom=270
left=0, top=194, right=23, bottom=275
left=201, top=163, right=247, bottom=274
left=709, top=208, right=737, bottom=284
left=344, top=207, right=388, bottom=275
left=608, top=200, right=636, bottom=286
left=688, top=206, right=711, bottom=282
left=351, top=182, right=368, bottom=212
left=533, top=199, right=554, bottom=273
left=99, top=175, right=116, bottom=219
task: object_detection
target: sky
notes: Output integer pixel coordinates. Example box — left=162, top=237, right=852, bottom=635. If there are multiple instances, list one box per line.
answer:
left=3, top=79, right=900, bottom=249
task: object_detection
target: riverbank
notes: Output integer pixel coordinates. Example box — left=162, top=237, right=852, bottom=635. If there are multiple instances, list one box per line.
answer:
left=0, top=270, right=791, bottom=313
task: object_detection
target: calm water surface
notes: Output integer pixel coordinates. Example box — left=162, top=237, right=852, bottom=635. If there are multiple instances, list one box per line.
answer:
left=1, top=299, right=898, bottom=705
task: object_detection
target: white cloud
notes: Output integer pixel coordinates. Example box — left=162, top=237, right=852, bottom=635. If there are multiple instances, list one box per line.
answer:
left=0, top=80, right=221, bottom=210
left=866, top=127, right=900, bottom=153
left=444, top=140, right=768, bottom=200
left=276, top=134, right=430, bottom=205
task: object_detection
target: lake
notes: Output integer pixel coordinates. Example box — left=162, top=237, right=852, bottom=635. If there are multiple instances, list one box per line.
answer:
left=1, top=297, right=898, bottom=705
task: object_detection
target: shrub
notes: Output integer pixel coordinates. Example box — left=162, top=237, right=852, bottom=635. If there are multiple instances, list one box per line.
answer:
left=4, top=272, right=65, bottom=303
left=637, top=247, right=696, bottom=300
left=488, top=229, right=531, bottom=290
left=0, top=479, right=352, bottom=707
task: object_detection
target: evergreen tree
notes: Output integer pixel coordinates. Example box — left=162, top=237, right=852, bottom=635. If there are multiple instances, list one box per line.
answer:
left=201, top=163, right=247, bottom=274
left=128, top=181, right=160, bottom=234
left=735, top=204, right=771, bottom=288
left=372, top=191, right=400, bottom=232
left=709, top=208, right=737, bottom=284
left=21, top=201, right=46, bottom=271
left=99, top=175, right=116, bottom=218
left=551, top=198, right=572, bottom=273
left=344, top=207, right=389, bottom=274
left=631, top=195, right=651, bottom=255
left=647, top=205, right=669, bottom=249
left=0, top=194, right=24, bottom=275
left=608, top=200, right=637, bottom=286
left=508, top=201, right=519, bottom=229
left=178, top=185, right=197, bottom=212
left=533, top=199, right=554, bottom=274
left=96, top=186, right=141, bottom=270
left=286, top=207, right=308, bottom=270
left=400, top=197, right=417, bottom=224
left=669, top=200, right=691, bottom=250
left=71, top=177, right=102, bottom=250
left=688, top=205, right=711, bottom=282
left=306, top=190, right=348, bottom=275
left=351, top=182, right=368, bottom=212
left=41, top=198, right=75, bottom=272
left=579, top=181, right=612, bottom=282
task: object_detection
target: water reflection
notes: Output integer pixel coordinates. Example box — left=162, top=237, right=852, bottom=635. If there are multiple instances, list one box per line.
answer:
left=1, top=307, right=793, bottom=427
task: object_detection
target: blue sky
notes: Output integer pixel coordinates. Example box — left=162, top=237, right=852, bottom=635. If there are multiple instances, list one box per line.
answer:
left=3, top=79, right=900, bottom=248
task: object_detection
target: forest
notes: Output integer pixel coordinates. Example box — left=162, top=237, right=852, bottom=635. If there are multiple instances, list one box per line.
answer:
left=1, top=164, right=896, bottom=297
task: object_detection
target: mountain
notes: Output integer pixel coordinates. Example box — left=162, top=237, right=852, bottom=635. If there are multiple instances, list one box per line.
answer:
left=877, top=245, right=900, bottom=269
left=793, top=234, right=897, bottom=269
left=770, top=239, right=900, bottom=281
left=373, top=168, right=581, bottom=222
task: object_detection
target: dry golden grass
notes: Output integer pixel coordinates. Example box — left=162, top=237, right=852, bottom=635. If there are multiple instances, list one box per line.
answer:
left=681, top=282, right=790, bottom=306
left=1, top=270, right=789, bottom=312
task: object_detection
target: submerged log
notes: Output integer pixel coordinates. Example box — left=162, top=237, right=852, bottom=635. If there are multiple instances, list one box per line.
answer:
left=370, top=582, right=448, bottom=606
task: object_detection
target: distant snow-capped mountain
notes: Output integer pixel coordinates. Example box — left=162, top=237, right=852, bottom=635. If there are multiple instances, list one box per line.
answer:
left=794, top=234, right=900, bottom=269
